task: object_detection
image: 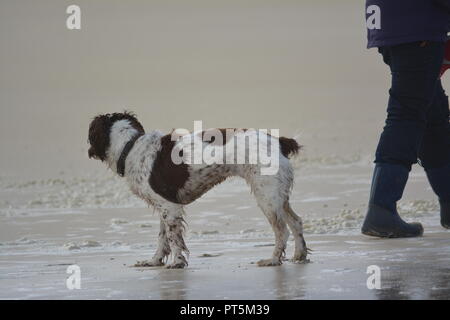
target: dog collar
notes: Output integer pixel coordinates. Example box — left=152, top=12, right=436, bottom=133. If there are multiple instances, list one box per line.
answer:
left=117, top=133, right=143, bottom=177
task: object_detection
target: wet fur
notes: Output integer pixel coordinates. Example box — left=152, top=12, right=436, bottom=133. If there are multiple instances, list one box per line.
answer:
left=88, top=112, right=307, bottom=268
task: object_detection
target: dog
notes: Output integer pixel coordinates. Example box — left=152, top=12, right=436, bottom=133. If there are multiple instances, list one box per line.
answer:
left=88, top=112, right=307, bottom=268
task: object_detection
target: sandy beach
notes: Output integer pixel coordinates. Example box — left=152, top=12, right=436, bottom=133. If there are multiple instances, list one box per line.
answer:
left=1, top=0, right=450, bottom=299
left=1, top=162, right=449, bottom=299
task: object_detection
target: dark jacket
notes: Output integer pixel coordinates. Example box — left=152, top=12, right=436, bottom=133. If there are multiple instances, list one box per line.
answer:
left=366, top=0, right=450, bottom=48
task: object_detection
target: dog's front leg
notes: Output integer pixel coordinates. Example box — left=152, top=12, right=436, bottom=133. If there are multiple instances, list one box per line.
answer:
left=151, top=217, right=171, bottom=265
left=134, top=217, right=171, bottom=267
left=161, top=205, right=189, bottom=269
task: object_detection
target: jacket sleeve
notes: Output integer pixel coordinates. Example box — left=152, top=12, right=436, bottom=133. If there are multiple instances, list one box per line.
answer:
left=434, top=0, right=450, bottom=14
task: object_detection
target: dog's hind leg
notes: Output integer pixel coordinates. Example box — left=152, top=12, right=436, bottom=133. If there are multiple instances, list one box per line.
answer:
left=257, top=209, right=289, bottom=267
left=253, top=192, right=290, bottom=266
left=283, top=201, right=308, bottom=262
left=160, top=204, right=189, bottom=269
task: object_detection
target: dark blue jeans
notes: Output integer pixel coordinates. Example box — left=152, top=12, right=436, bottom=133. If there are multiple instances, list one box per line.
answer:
left=376, top=41, right=450, bottom=170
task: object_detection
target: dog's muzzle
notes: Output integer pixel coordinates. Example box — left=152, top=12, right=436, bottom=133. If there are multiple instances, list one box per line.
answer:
left=88, top=147, right=96, bottom=159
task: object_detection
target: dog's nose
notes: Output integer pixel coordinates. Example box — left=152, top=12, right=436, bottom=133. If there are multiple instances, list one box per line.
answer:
left=88, top=147, right=95, bottom=159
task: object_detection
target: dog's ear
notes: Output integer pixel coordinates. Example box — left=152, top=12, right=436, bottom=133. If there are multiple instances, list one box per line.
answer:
left=88, top=114, right=113, bottom=161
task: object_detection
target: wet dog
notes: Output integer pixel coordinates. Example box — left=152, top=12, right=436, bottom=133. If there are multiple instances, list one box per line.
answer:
left=88, top=112, right=307, bottom=268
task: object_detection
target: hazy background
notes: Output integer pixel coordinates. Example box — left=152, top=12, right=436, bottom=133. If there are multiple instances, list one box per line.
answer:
left=1, top=0, right=445, bottom=179
left=2, top=2, right=449, bottom=300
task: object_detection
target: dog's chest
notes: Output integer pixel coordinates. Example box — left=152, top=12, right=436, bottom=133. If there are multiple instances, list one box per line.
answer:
left=124, top=134, right=162, bottom=205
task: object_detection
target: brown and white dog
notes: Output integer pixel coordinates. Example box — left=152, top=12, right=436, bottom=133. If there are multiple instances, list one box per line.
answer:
left=88, top=112, right=307, bottom=268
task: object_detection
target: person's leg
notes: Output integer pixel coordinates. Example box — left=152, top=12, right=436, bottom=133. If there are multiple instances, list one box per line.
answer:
left=362, top=41, right=445, bottom=238
left=418, top=81, right=450, bottom=228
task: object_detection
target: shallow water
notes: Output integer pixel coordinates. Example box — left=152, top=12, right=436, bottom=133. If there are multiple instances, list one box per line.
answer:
left=1, top=0, right=449, bottom=299
left=1, top=160, right=448, bottom=299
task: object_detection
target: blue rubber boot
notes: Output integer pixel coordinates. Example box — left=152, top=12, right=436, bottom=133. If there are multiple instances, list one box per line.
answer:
left=361, top=163, right=424, bottom=238
left=425, top=164, right=450, bottom=229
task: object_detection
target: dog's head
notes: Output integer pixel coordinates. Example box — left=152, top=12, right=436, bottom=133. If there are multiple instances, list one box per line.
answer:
left=88, top=111, right=145, bottom=161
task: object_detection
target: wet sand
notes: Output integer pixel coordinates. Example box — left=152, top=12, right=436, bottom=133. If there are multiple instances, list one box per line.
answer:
left=1, top=163, right=449, bottom=299
left=1, top=0, right=450, bottom=299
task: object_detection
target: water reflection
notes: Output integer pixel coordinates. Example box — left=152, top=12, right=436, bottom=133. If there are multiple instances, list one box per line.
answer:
left=376, top=267, right=450, bottom=300
left=156, top=268, right=188, bottom=300
left=273, top=264, right=307, bottom=299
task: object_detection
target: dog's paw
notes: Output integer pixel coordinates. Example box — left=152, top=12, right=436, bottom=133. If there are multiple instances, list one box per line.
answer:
left=166, top=262, right=187, bottom=269
left=291, top=251, right=309, bottom=264
left=257, top=258, right=282, bottom=267
left=134, top=259, right=165, bottom=267
left=290, top=257, right=310, bottom=264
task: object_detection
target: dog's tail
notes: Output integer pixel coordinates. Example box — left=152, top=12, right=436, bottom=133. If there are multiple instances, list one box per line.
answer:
left=279, top=136, right=301, bottom=159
